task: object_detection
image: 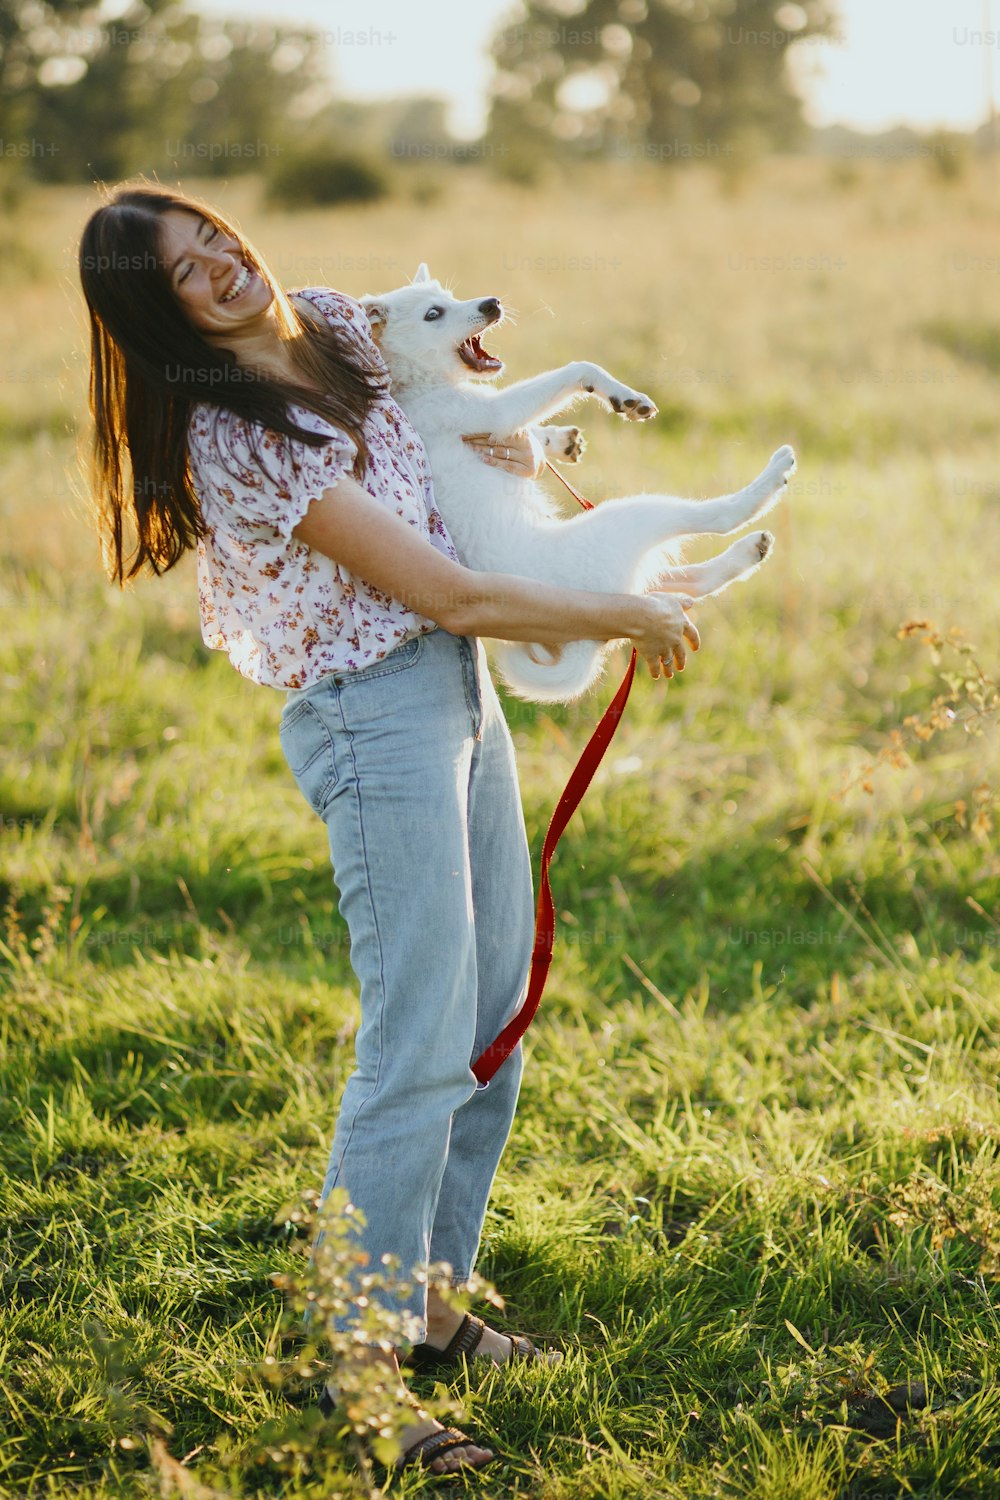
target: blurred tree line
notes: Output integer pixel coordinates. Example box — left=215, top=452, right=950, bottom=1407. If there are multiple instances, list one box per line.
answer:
left=0, top=0, right=340, bottom=182
left=487, top=0, right=839, bottom=169
left=0, top=0, right=840, bottom=192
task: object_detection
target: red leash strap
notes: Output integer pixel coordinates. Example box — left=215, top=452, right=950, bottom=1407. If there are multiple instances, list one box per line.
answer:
left=471, top=463, right=638, bottom=1086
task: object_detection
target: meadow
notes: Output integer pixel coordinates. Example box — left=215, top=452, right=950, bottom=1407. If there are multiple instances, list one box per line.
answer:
left=1, top=155, right=999, bottom=1498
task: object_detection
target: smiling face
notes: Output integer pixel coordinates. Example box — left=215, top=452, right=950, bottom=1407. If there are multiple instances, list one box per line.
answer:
left=157, top=207, right=274, bottom=335
left=361, top=265, right=505, bottom=388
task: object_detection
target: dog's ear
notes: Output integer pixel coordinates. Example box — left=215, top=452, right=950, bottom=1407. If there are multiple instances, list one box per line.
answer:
left=412, top=263, right=431, bottom=284
left=359, top=297, right=387, bottom=339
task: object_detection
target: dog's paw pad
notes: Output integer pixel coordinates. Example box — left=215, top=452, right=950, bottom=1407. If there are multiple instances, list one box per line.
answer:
left=624, top=392, right=657, bottom=420
left=756, top=530, right=774, bottom=559
left=611, top=389, right=658, bottom=420
left=769, top=444, right=797, bottom=481
left=563, top=427, right=585, bottom=461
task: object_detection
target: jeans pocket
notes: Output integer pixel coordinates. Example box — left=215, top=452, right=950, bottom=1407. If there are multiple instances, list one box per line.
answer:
left=337, top=631, right=427, bottom=687
left=279, top=699, right=338, bottom=818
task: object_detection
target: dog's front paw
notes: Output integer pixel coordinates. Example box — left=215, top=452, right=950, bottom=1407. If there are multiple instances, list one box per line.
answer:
left=606, top=383, right=657, bottom=420
left=577, top=365, right=658, bottom=420
left=540, top=425, right=586, bottom=463
left=755, top=529, right=774, bottom=560
left=555, top=425, right=586, bottom=462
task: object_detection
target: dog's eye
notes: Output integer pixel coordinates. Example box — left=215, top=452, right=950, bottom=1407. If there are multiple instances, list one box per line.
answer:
left=423, top=306, right=444, bottom=321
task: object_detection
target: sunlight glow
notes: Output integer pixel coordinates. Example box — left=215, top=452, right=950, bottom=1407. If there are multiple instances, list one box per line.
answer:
left=195, top=0, right=998, bottom=138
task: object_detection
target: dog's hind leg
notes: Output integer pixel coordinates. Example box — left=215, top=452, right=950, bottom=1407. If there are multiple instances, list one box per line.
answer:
left=645, top=530, right=775, bottom=599
left=671, top=446, right=796, bottom=535
left=589, top=445, right=796, bottom=555
left=550, top=446, right=794, bottom=592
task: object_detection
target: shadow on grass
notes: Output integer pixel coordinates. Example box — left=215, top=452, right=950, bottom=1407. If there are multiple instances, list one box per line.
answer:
left=5, top=800, right=989, bottom=1005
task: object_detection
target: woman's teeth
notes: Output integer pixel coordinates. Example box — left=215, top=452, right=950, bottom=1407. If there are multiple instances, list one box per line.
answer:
left=219, top=264, right=252, bottom=303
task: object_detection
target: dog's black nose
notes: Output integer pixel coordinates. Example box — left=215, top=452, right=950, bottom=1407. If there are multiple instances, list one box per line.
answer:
left=478, top=297, right=502, bottom=321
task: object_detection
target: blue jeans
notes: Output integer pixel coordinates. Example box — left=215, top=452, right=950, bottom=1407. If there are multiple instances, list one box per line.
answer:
left=278, top=628, right=534, bottom=1344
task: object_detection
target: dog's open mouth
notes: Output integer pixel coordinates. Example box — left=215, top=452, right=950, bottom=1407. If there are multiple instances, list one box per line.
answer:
left=457, top=332, right=503, bottom=374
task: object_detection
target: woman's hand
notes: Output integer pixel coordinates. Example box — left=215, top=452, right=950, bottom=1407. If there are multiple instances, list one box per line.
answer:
left=462, top=430, right=546, bottom=479
left=631, top=593, right=701, bottom=680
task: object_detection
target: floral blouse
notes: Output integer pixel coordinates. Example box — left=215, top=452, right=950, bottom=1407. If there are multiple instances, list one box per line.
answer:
left=189, top=286, right=460, bottom=691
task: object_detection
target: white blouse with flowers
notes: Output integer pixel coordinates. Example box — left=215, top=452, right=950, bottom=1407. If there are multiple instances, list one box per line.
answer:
left=189, top=286, right=460, bottom=692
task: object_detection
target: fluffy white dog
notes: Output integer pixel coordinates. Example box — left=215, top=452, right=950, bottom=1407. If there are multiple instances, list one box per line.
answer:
left=361, top=265, right=796, bottom=702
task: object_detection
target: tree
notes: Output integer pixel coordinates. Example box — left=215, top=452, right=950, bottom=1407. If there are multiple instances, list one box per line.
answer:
left=486, top=0, right=839, bottom=164
left=0, top=0, right=334, bottom=182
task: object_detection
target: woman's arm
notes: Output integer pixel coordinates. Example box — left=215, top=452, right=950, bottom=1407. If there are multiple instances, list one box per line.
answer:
left=291, top=474, right=699, bottom=678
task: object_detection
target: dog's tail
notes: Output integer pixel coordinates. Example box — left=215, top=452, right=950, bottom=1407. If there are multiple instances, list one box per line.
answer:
left=492, top=639, right=608, bottom=704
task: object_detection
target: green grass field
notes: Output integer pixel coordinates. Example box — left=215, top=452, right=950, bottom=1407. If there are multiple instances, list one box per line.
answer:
left=2, top=157, right=999, bottom=1498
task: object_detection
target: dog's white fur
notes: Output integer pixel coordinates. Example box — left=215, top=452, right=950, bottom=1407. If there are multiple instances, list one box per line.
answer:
left=361, top=265, right=796, bottom=703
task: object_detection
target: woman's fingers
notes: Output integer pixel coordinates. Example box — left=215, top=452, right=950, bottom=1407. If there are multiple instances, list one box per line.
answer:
left=461, top=432, right=542, bottom=477
left=463, top=433, right=516, bottom=450
left=638, top=592, right=701, bottom=683
left=675, top=597, right=700, bottom=652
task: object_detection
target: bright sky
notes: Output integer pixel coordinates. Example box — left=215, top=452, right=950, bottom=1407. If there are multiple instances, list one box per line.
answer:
left=198, top=0, right=999, bottom=139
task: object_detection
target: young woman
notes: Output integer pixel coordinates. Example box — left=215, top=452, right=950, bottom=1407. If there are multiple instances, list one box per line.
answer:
left=77, top=183, right=700, bottom=1477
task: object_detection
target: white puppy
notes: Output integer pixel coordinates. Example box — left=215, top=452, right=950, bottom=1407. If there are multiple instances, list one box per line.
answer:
left=361, top=265, right=795, bottom=703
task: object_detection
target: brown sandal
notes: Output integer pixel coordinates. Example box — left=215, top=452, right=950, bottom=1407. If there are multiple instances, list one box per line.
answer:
left=396, top=1422, right=495, bottom=1473
left=402, top=1311, right=557, bottom=1371
left=318, top=1382, right=494, bottom=1475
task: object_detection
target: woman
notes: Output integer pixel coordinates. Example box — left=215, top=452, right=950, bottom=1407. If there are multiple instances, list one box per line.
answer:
left=77, top=183, right=699, bottom=1477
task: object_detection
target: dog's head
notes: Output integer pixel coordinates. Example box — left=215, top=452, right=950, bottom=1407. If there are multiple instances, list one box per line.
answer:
left=360, top=264, right=505, bottom=388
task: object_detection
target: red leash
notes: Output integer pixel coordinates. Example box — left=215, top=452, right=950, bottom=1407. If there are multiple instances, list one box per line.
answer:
left=471, top=463, right=638, bottom=1086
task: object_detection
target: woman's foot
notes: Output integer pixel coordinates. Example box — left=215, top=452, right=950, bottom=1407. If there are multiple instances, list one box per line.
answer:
left=332, top=1344, right=493, bottom=1475
left=394, top=1406, right=493, bottom=1475
left=425, top=1287, right=563, bottom=1367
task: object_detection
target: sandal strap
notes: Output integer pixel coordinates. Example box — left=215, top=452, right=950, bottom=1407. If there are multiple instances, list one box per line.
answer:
left=437, top=1311, right=487, bottom=1361
left=402, top=1317, right=557, bottom=1370
left=399, top=1424, right=478, bottom=1468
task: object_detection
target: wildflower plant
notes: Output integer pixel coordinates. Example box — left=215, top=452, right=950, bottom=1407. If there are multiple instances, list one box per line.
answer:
left=836, top=618, right=999, bottom=857
left=252, top=1186, right=503, bottom=1487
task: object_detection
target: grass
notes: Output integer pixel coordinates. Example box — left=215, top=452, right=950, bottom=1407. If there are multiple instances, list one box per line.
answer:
left=922, top=319, right=1000, bottom=380
left=1, top=155, right=999, bottom=1497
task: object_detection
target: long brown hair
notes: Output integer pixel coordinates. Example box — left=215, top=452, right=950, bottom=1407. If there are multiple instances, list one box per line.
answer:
left=78, top=181, right=388, bottom=584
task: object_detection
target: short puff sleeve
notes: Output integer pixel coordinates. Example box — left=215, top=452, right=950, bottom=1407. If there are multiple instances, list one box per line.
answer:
left=292, top=286, right=387, bottom=375
left=193, top=404, right=358, bottom=545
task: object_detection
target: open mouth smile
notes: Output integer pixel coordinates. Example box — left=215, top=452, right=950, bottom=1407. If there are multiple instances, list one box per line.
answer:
left=457, top=331, right=503, bottom=373
left=219, top=263, right=255, bottom=304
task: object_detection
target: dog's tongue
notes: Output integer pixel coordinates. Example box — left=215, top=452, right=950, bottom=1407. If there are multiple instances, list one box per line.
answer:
left=459, top=333, right=502, bottom=372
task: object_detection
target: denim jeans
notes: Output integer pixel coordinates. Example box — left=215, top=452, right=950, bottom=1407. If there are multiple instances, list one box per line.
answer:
left=278, top=628, right=534, bottom=1344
